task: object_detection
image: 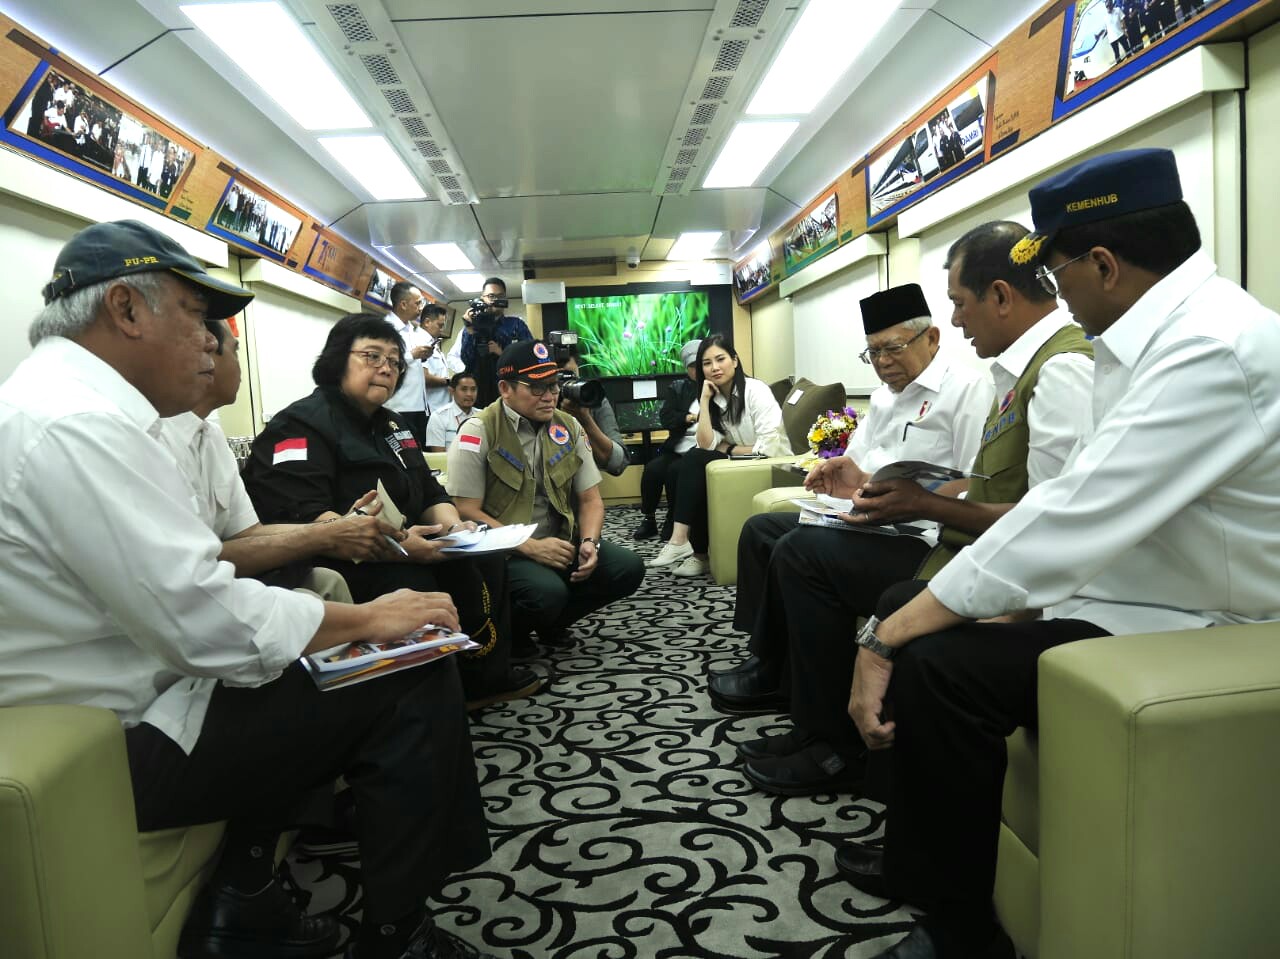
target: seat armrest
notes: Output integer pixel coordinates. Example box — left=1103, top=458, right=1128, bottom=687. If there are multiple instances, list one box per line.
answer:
left=1036, top=624, right=1280, bottom=959
left=705, top=455, right=802, bottom=585
left=0, top=705, right=154, bottom=959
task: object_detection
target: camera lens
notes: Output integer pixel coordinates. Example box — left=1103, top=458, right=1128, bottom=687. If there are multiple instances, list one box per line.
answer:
left=562, top=378, right=604, bottom=407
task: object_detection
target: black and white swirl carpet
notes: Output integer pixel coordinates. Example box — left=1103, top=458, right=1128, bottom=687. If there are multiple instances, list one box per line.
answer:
left=293, top=506, right=917, bottom=958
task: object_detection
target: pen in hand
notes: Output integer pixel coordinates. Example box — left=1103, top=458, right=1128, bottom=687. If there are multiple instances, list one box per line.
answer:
left=351, top=507, right=409, bottom=557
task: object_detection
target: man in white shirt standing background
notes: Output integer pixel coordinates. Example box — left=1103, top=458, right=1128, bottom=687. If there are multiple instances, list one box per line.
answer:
left=844, top=149, right=1280, bottom=959
left=383, top=280, right=431, bottom=444
left=420, top=301, right=464, bottom=415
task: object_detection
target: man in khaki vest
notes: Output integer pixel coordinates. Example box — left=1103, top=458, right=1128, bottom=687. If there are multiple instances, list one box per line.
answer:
left=736, top=220, right=1095, bottom=799
left=448, top=339, right=645, bottom=658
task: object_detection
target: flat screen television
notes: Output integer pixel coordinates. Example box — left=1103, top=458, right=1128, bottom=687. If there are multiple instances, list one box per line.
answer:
left=540, top=283, right=732, bottom=378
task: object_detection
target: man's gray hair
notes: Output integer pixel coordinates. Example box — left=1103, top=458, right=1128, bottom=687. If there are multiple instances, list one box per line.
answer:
left=28, top=271, right=172, bottom=346
left=898, top=315, right=933, bottom=334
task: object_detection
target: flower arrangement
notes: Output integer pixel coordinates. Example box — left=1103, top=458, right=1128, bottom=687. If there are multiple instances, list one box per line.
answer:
left=806, top=407, right=859, bottom=460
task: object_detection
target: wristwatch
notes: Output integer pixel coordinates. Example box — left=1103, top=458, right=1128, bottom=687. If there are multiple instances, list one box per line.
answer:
left=855, top=616, right=896, bottom=659
left=580, top=536, right=600, bottom=547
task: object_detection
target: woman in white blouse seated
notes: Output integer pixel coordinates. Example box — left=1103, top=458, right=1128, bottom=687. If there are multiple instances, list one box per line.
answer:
left=649, top=334, right=789, bottom=577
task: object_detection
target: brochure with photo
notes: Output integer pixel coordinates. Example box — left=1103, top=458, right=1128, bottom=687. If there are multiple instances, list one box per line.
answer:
left=302, top=625, right=478, bottom=691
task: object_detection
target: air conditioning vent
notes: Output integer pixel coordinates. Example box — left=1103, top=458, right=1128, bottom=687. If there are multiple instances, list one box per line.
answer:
left=360, top=54, right=400, bottom=85
left=729, top=0, right=769, bottom=28
left=676, top=148, right=698, bottom=166
left=399, top=116, right=429, bottom=138
left=701, top=76, right=731, bottom=100
left=713, top=39, right=748, bottom=72
left=428, top=159, right=452, bottom=174
left=682, top=128, right=706, bottom=147
left=438, top=175, right=461, bottom=191
left=669, top=167, right=689, bottom=181
left=415, top=138, right=443, bottom=158
left=447, top=190, right=469, bottom=204
left=691, top=103, right=717, bottom=126
left=664, top=180, right=684, bottom=194
left=325, top=3, right=377, bottom=42
left=382, top=89, right=417, bottom=114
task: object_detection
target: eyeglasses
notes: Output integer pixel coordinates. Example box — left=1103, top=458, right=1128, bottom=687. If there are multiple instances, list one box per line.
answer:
left=859, top=327, right=929, bottom=364
left=520, top=381, right=561, bottom=398
left=350, top=350, right=402, bottom=370
left=1034, top=252, right=1091, bottom=297
left=480, top=292, right=502, bottom=302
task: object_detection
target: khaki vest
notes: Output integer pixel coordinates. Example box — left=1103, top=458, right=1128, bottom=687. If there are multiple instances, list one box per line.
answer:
left=917, top=324, right=1093, bottom=579
left=477, top=401, right=583, bottom=539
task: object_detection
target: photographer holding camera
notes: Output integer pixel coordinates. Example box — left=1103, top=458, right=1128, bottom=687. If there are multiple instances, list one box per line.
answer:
left=550, top=331, right=630, bottom=477
left=457, top=277, right=532, bottom=407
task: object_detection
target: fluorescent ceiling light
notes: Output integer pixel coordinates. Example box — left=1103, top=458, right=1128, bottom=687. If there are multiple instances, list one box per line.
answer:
left=448, top=272, right=486, bottom=291
left=702, top=121, right=798, bottom=189
left=667, top=232, right=722, bottom=262
left=317, top=136, right=426, bottom=201
left=414, top=243, right=475, bottom=271
left=181, top=2, right=371, bottom=130
left=747, top=0, right=903, bottom=115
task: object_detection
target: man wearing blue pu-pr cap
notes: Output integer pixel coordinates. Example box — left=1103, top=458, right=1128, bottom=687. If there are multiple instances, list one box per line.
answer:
left=839, top=149, right=1280, bottom=958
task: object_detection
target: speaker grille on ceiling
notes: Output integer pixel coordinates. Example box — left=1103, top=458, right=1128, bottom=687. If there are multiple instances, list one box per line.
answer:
left=729, top=0, right=770, bottom=28
left=360, top=54, right=400, bottom=85
left=700, top=76, right=731, bottom=100
left=399, top=116, right=429, bottom=138
left=326, top=4, right=377, bottom=42
left=690, top=103, right=717, bottom=126
left=713, top=39, right=748, bottom=72
left=382, top=89, right=417, bottom=114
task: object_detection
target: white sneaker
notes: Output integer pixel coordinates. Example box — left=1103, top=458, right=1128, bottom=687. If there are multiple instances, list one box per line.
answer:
left=647, top=540, right=694, bottom=568
left=671, top=555, right=710, bottom=578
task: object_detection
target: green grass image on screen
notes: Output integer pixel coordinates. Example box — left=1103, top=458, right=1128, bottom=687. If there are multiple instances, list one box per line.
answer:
left=567, top=291, right=710, bottom=377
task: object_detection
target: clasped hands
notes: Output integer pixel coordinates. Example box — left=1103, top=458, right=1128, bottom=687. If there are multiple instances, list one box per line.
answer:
left=521, top=535, right=599, bottom=582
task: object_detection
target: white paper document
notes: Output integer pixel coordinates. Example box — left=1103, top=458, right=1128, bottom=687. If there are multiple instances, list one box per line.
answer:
left=439, top=523, right=538, bottom=555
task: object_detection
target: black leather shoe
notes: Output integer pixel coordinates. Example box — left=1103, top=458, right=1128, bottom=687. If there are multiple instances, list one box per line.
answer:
left=632, top=516, right=659, bottom=540
left=346, top=917, right=499, bottom=959
left=869, top=925, right=938, bottom=958
left=466, top=666, right=543, bottom=711
left=538, top=625, right=576, bottom=648
left=743, top=741, right=864, bottom=796
left=834, top=842, right=890, bottom=899
left=735, top=728, right=814, bottom=762
left=707, top=655, right=788, bottom=714
left=178, top=864, right=339, bottom=958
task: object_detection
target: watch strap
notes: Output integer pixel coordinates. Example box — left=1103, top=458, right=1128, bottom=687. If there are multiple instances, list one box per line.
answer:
left=856, top=615, right=896, bottom=659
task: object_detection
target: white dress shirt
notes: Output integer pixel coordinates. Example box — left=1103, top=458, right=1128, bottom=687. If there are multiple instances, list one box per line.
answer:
left=988, top=309, right=1096, bottom=488
left=699, top=377, right=790, bottom=456
left=930, top=253, right=1280, bottom=635
left=158, top=412, right=259, bottom=538
left=846, top=350, right=994, bottom=477
left=386, top=315, right=428, bottom=414
left=424, top=400, right=476, bottom=450
left=0, top=338, right=324, bottom=753
left=424, top=339, right=465, bottom=413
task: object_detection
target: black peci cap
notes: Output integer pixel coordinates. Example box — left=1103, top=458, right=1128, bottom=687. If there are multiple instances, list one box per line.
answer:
left=860, top=283, right=931, bottom=335
left=42, top=219, right=254, bottom=319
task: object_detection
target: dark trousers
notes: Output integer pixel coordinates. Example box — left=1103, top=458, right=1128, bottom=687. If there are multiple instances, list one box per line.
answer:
left=671, top=448, right=727, bottom=552
left=124, top=661, right=489, bottom=924
left=639, top=450, right=684, bottom=519
left=325, top=553, right=513, bottom=699
left=737, top=513, right=930, bottom=758
left=873, top=581, right=1109, bottom=953
left=507, top=542, right=645, bottom=639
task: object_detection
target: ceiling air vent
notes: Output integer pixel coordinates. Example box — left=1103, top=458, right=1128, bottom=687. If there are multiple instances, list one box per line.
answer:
left=360, top=54, right=400, bottom=85
left=382, top=89, right=417, bottom=114
left=701, top=76, right=731, bottom=100
left=447, top=190, right=468, bottom=204
left=676, top=148, right=698, bottom=165
left=415, top=138, right=443, bottom=158
left=691, top=103, right=718, bottom=126
left=713, top=39, right=748, bottom=72
left=682, top=129, right=706, bottom=147
left=729, top=0, right=770, bottom=28
left=670, top=167, right=689, bottom=181
left=438, top=175, right=461, bottom=191
left=399, top=116, right=429, bottom=138
left=325, top=3, right=377, bottom=42
left=428, top=159, right=452, bottom=174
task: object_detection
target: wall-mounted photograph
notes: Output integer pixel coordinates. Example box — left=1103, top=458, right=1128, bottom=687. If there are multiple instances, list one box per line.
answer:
left=211, top=179, right=302, bottom=258
left=366, top=267, right=394, bottom=307
left=783, top=192, right=838, bottom=275
left=733, top=242, right=773, bottom=304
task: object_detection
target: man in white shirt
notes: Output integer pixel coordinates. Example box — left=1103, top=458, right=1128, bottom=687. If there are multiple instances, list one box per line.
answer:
left=424, top=370, right=479, bottom=452
left=420, top=302, right=463, bottom=413
left=158, top=318, right=405, bottom=592
left=0, top=221, right=494, bottom=959
left=844, top=149, right=1280, bottom=959
left=708, top=283, right=993, bottom=718
left=384, top=280, right=430, bottom=442
left=733, top=224, right=1095, bottom=799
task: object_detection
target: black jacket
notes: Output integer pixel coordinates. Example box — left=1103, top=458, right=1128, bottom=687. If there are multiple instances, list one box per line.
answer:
left=658, top=378, right=700, bottom=454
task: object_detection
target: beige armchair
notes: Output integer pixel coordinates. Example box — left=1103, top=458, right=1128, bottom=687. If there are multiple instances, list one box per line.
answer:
left=1, top=705, right=224, bottom=959
left=996, top=623, right=1280, bottom=958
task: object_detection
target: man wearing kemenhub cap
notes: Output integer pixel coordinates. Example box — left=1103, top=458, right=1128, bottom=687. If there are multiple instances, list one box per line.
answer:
left=0, top=220, right=497, bottom=959
left=841, top=149, right=1280, bottom=959
left=707, top=283, right=992, bottom=723
left=447, top=339, right=644, bottom=657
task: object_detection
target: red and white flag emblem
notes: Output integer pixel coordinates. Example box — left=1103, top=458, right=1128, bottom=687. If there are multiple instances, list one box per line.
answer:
left=273, top=438, right=307, bottom=464
left=458, top=433, right=482, bottom=451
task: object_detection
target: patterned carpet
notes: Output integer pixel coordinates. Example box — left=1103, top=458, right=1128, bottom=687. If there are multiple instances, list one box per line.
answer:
left=293, top=505, right=918, bottom=959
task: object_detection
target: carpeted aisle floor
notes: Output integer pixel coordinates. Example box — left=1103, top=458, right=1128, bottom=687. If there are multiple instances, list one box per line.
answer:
left=293, top=505, right=918, bottom=959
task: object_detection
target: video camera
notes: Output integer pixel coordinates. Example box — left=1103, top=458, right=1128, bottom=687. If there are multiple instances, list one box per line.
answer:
left=466, top=295, right=508, bottom=342
left=547, top=330, right=604, bottom=408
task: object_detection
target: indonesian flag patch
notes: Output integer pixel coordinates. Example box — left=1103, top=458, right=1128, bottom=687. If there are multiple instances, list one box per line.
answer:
left=458, top=433, right=482, bottom=451
left=272, top=438, right=307, bottom=464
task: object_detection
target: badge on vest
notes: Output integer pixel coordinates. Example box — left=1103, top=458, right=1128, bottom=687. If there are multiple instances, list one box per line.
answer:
left=548, top=423, right=570, bottom=446
left=983, top=409, right=1019, bottom=444
left=998, top=389, right=1015, bottom=414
